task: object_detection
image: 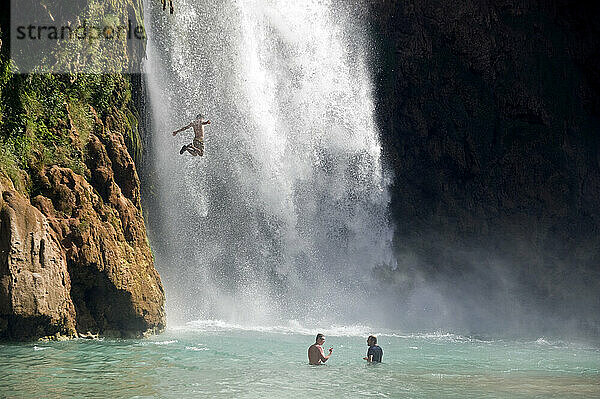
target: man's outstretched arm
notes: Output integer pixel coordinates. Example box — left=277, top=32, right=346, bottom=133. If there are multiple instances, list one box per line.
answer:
left=202, top=120, right=211, bottom=125
left=320, top=347, right=333, bottom=363
left=172, top=123, right=192, bottom=136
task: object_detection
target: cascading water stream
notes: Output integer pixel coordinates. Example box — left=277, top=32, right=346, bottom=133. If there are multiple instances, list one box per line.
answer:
left=143, top=0, right=395, bottom=327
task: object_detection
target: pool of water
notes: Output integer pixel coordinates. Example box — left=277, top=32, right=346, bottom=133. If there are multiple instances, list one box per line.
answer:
left=1, top=320, right=599, bottom=398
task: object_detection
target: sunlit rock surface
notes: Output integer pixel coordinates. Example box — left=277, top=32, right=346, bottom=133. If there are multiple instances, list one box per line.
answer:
left=0, top=126, right=165, bottom=339
left=0, top=177, right=77, bottom=340
left=0, top=0, right=164, bottom=340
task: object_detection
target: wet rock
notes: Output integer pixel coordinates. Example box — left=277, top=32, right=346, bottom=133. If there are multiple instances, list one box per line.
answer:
left=78, top=331, right=99, bottom=340
left=0, top=131, right=165, bottom=340
left=36, top=163, right=166, bottom=338
left=369, top=0, right=600, bottom=332
left=0, top=0, right=163, bottom=341
left=0, top=177, right=77, bottom=340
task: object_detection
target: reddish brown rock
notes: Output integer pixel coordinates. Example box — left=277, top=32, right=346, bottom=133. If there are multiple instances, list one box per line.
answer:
left=36, top=159, right=166, bottom=338
left=0, top=0, right=163, bottom=341
left=0, top=128, right=165, bottom=340
left=0, top=177, right=77, bottom=340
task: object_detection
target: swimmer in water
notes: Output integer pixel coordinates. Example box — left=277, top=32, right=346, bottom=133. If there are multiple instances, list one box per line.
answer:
left=308, top=333, right=333, bottom=365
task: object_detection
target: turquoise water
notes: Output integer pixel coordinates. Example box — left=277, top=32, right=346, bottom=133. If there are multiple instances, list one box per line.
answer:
left=1, top=321, right=599, bottom=398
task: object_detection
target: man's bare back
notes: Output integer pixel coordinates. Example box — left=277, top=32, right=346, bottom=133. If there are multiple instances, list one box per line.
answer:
left=308, top=344, right=326, bottom=365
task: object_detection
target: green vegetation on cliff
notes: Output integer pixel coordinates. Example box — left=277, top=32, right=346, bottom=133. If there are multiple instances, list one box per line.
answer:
left=0, top=0, right=164, bottom=341
left=0, top=62, right=142, bottom=196
left=0, top=0, right=144, bottom=195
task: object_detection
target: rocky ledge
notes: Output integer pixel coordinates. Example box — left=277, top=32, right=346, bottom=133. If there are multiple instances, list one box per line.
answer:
left=0, top=112, right=165, bottom=340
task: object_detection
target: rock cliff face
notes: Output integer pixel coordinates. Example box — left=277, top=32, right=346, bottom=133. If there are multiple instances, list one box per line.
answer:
left=0, top=177, right=77, bottom=340
left=369, top=1, right=600, bottom=333
left=0, top=120, right=165, bottom=339
left=0, top=0, right=165, bottom=340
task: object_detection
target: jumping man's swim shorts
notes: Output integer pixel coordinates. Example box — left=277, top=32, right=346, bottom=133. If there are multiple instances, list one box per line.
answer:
left=193, top=138, right=204, bottom=156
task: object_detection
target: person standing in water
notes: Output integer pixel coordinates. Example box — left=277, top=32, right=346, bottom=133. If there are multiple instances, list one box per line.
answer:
left=172, top=114, right=211, bottom=156
left=308, top=333, right=333, bottom=365
left=363, top=335, right=383, bottom=363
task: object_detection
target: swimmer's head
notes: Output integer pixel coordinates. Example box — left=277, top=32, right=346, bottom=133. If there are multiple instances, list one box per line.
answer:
left=195, top=113, right=205, bottom=121
left=367, top=335, right=377, bottom=345
left=315, top=333, right=325, bottom=343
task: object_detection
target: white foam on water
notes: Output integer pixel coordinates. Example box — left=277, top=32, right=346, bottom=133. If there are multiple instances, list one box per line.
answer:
left=154, top=340, right=178, bottom=345
left=536, top=337, right=552, bottom=345
left=168, top=319, right=506, bottom=344
left=185, top=346, right=210, bottom=351
left=170, top=319, right=501, bottom=343
left=377, top=331, right=495, bottom=344
left=170, top=318, right=375, bottom=337
left=533, top=337, right=572, bottom=348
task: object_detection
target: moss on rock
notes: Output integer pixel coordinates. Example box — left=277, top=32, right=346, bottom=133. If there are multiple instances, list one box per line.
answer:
left=0, top=0, right=165, bottom=341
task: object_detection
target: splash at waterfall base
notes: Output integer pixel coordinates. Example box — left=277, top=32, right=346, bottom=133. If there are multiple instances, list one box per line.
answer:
left=1, top=323, right=599, bottom=398
left=146, top=0, right=395, bottom=330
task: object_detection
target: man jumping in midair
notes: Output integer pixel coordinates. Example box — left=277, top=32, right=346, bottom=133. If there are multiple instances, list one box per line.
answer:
left=172, top=114, right=211, bottom=157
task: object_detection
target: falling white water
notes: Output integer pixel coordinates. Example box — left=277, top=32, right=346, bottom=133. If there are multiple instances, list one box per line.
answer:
left=144, top=0, right=395, bottom=327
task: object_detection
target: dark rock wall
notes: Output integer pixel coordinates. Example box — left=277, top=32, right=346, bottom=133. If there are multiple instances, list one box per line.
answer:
left=369, top=0, right=600, bottom=334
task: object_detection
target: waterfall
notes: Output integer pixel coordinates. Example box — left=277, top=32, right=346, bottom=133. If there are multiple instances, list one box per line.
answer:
left=144, top=0, right=395, bottom=327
